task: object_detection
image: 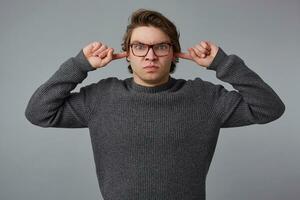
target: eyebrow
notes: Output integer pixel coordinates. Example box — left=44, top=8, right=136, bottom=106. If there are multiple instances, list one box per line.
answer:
left=130, top=40, right=171, bottom=45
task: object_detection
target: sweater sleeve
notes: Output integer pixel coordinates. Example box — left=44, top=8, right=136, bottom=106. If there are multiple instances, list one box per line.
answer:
left=25, top=50, right=97, bottom=128
left=206, top=48, right=285, bottom=128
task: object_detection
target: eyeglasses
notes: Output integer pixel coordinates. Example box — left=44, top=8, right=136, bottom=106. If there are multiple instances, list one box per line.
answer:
left=130, top=42, right=173, bottom=57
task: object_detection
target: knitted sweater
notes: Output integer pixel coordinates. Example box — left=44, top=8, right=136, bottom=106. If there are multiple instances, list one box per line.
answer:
left=25, top=47, right=285, bottom=200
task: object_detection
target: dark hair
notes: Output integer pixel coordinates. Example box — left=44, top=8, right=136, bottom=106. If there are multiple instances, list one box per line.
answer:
left=122, top=9, right=181, bottom=73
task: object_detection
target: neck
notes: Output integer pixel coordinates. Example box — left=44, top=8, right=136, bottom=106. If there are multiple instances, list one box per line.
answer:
left=133, top=75, right=170, bottom=87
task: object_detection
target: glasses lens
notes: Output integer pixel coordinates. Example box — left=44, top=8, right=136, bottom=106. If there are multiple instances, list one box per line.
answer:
left=153, top=43, right=170, bottom=56
left=131, top=43, right=171, bottom=57
left=132, top=44, right=147, bottom=56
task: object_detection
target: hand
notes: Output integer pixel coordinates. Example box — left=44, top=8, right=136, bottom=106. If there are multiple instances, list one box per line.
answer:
left=83, top=41, right=127, bottom=69
left=175, top=41, right=219, bottom=68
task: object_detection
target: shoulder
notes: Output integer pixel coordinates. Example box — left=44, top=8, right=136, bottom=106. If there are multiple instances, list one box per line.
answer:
left=80, top=77, right=124, bottom=94
left=92, top=77, right=125, bottom=92
left=186, top=77, right=226, bottom=98
left=96, top=77, right=122, bottom=86
left=186, top=77, right=216, bottom=90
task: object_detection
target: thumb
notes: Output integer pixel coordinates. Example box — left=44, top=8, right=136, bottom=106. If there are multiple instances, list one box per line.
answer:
left=100, top=48, right=114, bottom=67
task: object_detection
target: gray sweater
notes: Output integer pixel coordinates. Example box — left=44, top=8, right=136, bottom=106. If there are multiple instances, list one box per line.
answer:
left=25, top=47, right=285, bottom=200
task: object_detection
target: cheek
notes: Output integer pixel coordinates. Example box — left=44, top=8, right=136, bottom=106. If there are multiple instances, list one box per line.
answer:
left=128, top=55, right=142, bottom=70
left=161, top=56, right=174, bottom=67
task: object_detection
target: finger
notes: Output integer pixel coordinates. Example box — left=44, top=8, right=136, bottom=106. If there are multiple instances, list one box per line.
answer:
left=93, top=44, right=108, bottom=56
left=101, top=48, right=114, bottom=66
left=195, top=44, right=209, bottom=55
left=200, top=41, right=211, bottom=51
left=191, top=47, right=205, bottom=58
left=92, top=42, right=102, bottom=52
left=97, top=48, right=110, bottom=59
left=84, top=42, right=98, bottom=55
left=202, top=41, right=211, bottom=55
left=188, top=48, right=197, bottom=60
left=86, top=44, right=94, bottom=53
left=188, top=48, right=202, bottom=61
left=175, top=52, right=193, bottom=60
left=112, top=52, right=128, bottom=60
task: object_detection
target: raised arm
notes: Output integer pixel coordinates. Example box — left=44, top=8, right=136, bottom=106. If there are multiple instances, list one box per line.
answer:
left=25, top=42, right=126, bottom=128
left=176, top=41, right=285, bottom=127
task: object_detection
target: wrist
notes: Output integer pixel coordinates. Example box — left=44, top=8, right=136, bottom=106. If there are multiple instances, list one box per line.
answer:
left=74, top=50, right=96, bottom=72
left=206, top=47, right=228, bottom=70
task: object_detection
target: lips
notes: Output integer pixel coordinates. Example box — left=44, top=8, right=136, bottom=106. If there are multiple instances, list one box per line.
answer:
left=143, top=65, right=159, bottom=69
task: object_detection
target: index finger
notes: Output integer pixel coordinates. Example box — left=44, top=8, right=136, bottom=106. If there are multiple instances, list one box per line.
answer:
left=112, top=52, right=128, bottom=60
left=175, top=52, right=193, bottom=60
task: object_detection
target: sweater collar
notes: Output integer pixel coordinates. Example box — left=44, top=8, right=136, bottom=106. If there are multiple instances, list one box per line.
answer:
left=126, top=76, right=176, bottom=93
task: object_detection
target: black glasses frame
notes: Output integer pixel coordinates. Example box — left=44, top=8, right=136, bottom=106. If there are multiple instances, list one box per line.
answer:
left=130, top=43, right=173, bottom=57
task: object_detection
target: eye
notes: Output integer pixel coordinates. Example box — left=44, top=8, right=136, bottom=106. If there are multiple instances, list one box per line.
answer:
left=133, top=44, right=146, bottom=50
left=156, top=44, right=169, bottom=50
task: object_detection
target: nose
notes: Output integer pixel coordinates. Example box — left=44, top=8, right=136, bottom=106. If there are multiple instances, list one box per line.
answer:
left=145, top=47, right=157, bottom=60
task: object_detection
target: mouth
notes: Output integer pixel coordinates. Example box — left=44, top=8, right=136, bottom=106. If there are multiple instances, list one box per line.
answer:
left=143, top=65, right=159, bottom=73
left=143, top=65, right=159, bottom=69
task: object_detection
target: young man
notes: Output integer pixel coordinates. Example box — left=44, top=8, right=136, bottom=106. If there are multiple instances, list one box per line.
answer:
left=25, top=9, right=285, bottom=200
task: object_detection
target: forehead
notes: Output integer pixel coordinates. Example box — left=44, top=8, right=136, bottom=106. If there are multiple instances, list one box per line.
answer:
left=130, top=26, right=171, bottom=44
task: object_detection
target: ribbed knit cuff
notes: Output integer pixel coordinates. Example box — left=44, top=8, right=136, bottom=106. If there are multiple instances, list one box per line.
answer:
left=74, top=49, right=96, bottom=72
left=206, top=47, right=228, bottom=71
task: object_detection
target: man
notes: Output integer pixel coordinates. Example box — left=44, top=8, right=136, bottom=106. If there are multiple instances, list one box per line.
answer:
left=25, top=9, right=285, bottom=200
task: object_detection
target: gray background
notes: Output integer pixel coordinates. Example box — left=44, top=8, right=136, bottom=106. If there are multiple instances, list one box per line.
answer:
left=1, top=0, right=299, bottom=199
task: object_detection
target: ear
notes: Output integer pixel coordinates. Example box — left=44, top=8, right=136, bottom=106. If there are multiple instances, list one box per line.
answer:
left=172, top=55, right=179, bottom=63
left=126, top=51, right=130, bottom=62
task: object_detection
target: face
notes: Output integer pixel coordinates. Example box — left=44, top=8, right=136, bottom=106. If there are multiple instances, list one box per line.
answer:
left=127, top=26, right=175, bottom=87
